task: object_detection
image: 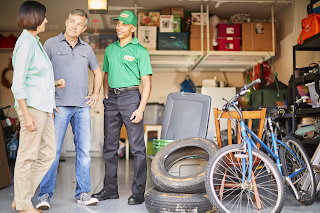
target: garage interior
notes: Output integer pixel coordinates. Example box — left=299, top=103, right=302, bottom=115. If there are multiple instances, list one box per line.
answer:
left=1, top=0, right=320, bottom=212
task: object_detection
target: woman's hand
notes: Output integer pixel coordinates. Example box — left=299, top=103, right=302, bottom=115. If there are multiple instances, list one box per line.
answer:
left=24, top=113, right=39, bottom=132
left=55, top=79, right=66, bottom=89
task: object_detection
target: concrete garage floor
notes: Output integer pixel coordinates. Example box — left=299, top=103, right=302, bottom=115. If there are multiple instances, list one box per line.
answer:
left=1, top=157, right=320, bottom=213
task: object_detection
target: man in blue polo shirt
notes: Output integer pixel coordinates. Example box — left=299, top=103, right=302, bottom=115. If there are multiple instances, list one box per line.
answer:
left=36, top=9, right=102, bottom=209
left=91, top=10, right=152, bottom=205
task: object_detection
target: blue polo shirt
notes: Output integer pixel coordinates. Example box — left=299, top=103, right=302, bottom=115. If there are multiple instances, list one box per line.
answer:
left=102, top=37, right=152, bottom=88
left=43, top=33, right=99, bottom=107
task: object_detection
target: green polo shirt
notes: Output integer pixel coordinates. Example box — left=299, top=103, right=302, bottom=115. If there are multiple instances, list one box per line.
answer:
left=102, top=37, right=152, bottom=88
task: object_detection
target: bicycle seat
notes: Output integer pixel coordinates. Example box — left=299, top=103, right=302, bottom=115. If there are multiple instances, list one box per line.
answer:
left=266, top=106, right=279, bottom=115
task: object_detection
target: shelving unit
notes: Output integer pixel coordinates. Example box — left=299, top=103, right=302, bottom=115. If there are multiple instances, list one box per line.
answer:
left=93, top=50, right=275, bottom=72
left=293, top=33, right=320, bottom=131
left=93, top=2, right=277, bottom=73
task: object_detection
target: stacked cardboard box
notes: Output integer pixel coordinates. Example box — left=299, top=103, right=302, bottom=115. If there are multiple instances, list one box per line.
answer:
left=190, top=25, right=213, bottom=51
left=0, top=127, right=11, bottom=189
left=138, top=26, right=157, bottom=51
left=138, top=12, right=160, bottom=27
left=242, top=23, right=276, bottom=52
left=191, top=13, right=208, bottom=25
left=159, top=15, right=181, bottom=32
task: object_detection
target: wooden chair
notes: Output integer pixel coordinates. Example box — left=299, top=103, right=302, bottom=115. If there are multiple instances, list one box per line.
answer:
left=213, top=108, right=266, bottom=148
left=213, top=107, right=267, bottom=210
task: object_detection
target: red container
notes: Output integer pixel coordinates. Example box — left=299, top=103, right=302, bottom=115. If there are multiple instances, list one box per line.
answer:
left=215, top=37, right=241, bottom=51
left=217, top=23, right=241, bottom=38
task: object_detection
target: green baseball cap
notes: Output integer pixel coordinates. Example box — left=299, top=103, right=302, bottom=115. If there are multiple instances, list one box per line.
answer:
left=113, top=10, right=137, bottom=26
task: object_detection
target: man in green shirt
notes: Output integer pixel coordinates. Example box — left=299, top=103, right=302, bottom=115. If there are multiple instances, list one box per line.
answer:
left=92, top=11, right=152, bottom=205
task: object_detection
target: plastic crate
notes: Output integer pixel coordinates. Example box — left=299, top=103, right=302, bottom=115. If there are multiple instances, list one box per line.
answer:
left=99, top=34, right=118, bottom=49
left=215, top=37, right=241, bottom=51
left=217, top=23, right=241, bottom=38
left=144, top=103, right=165, bottom=125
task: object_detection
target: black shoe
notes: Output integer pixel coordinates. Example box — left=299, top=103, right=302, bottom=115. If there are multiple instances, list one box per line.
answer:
left=91, top=189, right=119, bottom=201
left=128, top=193, right=145, bottom=205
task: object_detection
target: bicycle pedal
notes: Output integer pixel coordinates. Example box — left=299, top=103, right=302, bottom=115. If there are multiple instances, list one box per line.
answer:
left=234, top=153, right=248, bottom=158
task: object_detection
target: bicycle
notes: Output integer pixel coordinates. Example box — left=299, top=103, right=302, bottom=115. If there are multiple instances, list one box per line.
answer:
left=261, top=106, right=287, bottom=154
left=205, top=79, right=316, bottom=213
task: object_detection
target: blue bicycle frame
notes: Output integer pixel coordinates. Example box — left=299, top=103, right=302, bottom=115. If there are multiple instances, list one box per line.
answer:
left=229, top=99, right=306, bottom=185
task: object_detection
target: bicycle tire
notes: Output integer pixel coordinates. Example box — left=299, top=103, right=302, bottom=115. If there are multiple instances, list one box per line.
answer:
left=279, top=136, right=316, bottom=206
left=265, top=125, right=286, bottom=191
left=205, top=144, right=285, bottom=213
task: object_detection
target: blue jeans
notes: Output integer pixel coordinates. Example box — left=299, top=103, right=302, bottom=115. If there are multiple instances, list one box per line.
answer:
left=38, top=107, right=91, bottom=200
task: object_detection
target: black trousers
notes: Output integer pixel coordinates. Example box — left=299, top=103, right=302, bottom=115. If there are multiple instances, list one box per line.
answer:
left=103, top=89, right=146, bottom=194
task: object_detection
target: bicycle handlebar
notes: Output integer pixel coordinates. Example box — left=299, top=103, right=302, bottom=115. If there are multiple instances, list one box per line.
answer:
left=0, top=105, right=10, bottom=110
left=245, top=78, right=261, bottom=90
left=220, top=78, right=261, bottom=120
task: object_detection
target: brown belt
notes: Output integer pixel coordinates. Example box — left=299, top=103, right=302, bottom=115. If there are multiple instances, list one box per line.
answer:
left=109, top=86, right=139, bottom=94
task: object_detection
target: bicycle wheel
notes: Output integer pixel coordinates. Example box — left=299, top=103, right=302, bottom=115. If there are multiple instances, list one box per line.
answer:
left=205, top=144, right=285, bottom=213
left=280, top=136, right=316, bottom=205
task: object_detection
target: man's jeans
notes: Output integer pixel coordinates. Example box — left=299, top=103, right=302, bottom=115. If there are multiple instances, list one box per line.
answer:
left=38, top=107, right=92, bottom=200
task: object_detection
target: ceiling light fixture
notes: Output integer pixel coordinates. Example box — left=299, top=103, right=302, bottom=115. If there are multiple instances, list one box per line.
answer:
left=87, top=0, right=109, bottom=14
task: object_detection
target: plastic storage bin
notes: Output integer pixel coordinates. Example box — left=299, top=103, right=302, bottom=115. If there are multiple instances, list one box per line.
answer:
left=215, top=37, right=241, bottom=51
left=217, top=23, right=241, bottom=38
left=157, top=32, right=189, bottom=50
left=305, top=82, right=320, bottom=108
left=160, top=92, right=211, bottom=140
left=144, top=103, right=165, bottom=125
left=99, top=34, right=118, bottom=49
left=81, top=33, right=99, bottom=49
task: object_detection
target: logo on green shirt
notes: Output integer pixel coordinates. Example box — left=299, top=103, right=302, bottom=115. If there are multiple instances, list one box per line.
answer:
left=124, top=55, right=135, bottom=61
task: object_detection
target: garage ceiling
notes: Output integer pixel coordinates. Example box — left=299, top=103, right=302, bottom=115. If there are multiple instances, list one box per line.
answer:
left=0, top=0, right=291, bottom=33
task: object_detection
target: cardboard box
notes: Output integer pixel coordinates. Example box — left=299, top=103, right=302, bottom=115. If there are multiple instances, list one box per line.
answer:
left=190, top=25, right=213, bottom=38
left=191, top=13, right=208, bottom=25
left=242, top=23, right=277, bottom=52
left=0, top=162, right=11, bottom=189
left=138, top=12, right=160, bottom=27
left=81, top=33, right=99, bottom=49
left=160, top=15, right=181, bottom=32
left=161, top=8, right=171, bottom=15
left=0, top=126, right=8, bottom=164
left=138, top=26, right=157, bottom=51
left=190, top=38, right=213, bottom=51
left=157, top=32, right=189, bottom=50
left=99, top=34, right=118, bottom=49
left=171, top=7, right=184, bottom=18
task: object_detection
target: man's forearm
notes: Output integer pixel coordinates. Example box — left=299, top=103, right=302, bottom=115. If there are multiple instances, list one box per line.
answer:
left=103, top=72, right=109, bottom=96
left=139, top=76, right=152, bottom=111
left=92, top=67, right=103, bottom=95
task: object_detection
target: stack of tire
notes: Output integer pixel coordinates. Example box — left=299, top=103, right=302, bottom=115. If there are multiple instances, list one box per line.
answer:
left=146, top=137, right=219, bottom=213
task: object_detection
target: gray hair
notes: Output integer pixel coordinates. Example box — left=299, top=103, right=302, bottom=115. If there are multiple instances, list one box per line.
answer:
left=68, top=9, right=89, bottom=26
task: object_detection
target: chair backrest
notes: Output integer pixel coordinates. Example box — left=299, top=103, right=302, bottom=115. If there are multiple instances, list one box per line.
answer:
left=213, top=108, right=266, bottom=148
left=161, top=92, right=211, bottom=140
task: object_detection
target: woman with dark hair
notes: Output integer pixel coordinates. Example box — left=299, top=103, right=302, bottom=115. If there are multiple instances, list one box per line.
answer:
left=11, top=1, right=65, bottom=213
